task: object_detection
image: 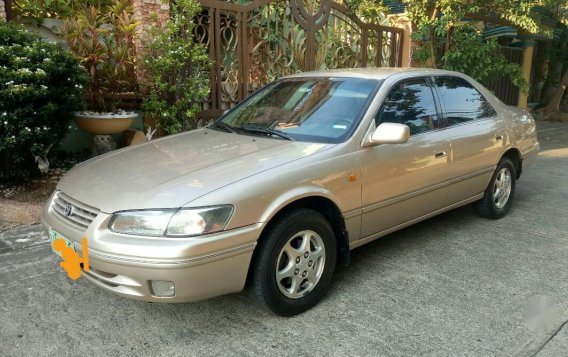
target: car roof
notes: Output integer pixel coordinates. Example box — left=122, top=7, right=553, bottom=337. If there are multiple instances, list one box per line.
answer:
left=283, top=67, right=465, bottom=80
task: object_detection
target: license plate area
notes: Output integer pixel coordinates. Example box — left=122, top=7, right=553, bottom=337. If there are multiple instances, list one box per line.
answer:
left=49, top=228, right=75, bottom=256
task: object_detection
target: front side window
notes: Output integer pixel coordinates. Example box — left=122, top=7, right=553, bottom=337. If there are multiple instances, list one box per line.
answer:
left=375, top=79, right=441, bottom=135
left=214, top=77, right=379, bottom=143
left=434, top=76, right=496, bottom=125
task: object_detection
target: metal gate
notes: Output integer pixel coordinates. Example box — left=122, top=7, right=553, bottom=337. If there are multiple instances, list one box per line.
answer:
left=485, top=46, right=523, bottom=106
left=194, top=0, right=404, bottom=125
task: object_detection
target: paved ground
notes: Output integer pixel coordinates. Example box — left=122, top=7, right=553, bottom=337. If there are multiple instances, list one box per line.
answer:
left=1, top=121, right=567, bottom=356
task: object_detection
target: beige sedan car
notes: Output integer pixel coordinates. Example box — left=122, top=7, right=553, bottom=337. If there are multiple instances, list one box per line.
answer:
left=42, top=68, right=539, bottom=316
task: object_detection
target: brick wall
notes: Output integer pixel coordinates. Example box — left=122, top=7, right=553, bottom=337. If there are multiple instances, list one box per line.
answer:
left=132, top=0, right=170, bottom=52
left=131, top=0, right=170, bottom=85
left=0, top=0, right=6, bottom=20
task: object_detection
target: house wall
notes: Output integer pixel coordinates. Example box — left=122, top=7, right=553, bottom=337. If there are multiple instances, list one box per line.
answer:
left=388, top=14, right=413, bottom=67
left=131, top=0, right=170, bottom=57
left=0, top=0, right=6, bottom=20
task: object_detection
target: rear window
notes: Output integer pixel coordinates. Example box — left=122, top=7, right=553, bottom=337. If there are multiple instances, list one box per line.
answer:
left=434, top=76, right=496, bottom=126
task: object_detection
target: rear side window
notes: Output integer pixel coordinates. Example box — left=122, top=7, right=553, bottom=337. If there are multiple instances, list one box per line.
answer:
left=434, top=76, right=496, bottom=126
left=375, top=79, right=441, bottom=135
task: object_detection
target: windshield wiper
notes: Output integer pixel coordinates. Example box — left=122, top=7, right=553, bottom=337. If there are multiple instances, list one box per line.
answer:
left=240, top=123, right=294, bottom=141
left=210, top=121, right=236, bottom=133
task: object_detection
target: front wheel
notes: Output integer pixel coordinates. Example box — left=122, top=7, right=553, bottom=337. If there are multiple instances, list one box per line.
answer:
left=250, top=208, right=337, bottom=316
left=474, top=157, right=516, bottom=219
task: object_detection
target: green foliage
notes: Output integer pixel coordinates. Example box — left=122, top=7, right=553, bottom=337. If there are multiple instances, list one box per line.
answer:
left=443, top=28, right=527, bottom=90
left=11, top=0, right=74, bottom=23
left=11, top=0, right=114, bottom=23
left=540, top=1, right=568, bottom=73
left=0, top=21, right=87, bottom=179
left=343, top=0, right=389, bottom=24
left=404, top=0, right=541, bottom=34
left=62, top=0, right=138, bottom=113
left=412, top=24, right=527, bottom=90
left=403, top=0, right=532, bottom=90
left=140, top=0, right=211, bottom=135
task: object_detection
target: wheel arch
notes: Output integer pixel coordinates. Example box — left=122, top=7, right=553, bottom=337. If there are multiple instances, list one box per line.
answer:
left=502, top=147, right=522, bottom=179
left=248, top=194, right=351, bottom=286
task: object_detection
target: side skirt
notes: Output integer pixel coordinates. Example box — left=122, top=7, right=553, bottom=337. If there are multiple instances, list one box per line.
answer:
left=349, top=194, right=484, bottom=250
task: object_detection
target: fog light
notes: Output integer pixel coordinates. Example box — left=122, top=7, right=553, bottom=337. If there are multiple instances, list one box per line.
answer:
left=150, top=280, right=175, bottom=297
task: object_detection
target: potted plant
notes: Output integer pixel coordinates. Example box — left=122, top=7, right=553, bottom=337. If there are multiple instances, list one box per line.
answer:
left=62, top=0, right=139, bottom=153
left=140, top=0, right=211, bottom=136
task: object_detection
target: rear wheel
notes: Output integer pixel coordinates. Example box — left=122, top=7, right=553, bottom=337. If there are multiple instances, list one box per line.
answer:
left=474, top=157, right=516, bottom=219
left=251, top=208, right=337, bottom=316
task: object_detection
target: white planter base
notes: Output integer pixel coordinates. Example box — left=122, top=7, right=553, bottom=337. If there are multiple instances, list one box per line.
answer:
left=93, top=135, right=117, bottom=156
left=73, top=112, right=138, bottom=155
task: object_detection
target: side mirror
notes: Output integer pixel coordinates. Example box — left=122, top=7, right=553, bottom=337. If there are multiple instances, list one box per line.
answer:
left=370, top=123, right=410, bottom=145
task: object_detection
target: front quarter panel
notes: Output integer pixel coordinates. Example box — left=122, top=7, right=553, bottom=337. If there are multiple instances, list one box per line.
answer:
left=186, top=144, right=363, bottom=242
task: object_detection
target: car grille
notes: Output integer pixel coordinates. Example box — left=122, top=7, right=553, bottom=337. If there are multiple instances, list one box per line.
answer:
left=51, top=191, right=99, bottom=231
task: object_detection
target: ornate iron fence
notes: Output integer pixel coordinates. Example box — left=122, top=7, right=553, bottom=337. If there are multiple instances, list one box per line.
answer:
left=194, top=0, right=404, bottom=125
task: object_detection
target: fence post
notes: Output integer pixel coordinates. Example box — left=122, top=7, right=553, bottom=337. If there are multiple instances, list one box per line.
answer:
left=517, top=39, right=536, bottom=109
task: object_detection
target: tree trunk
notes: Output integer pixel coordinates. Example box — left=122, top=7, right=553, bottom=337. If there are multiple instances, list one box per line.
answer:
left=531, top=41, right=551, bottom=102
left=542, top=67, right=568, bottom=113
left=4, top=0, right=13, bottom=21
left=429, top=28, right=438, bottom=69
left=428, top=7, right=439, bottom=69
left=443, top=26, right=453, bottom=68
left=538, top=67, right=568, bottom=122
left=541, top=61, right=563, bottom=102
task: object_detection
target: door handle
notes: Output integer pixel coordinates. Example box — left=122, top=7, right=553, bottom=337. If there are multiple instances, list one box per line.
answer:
left=495, top=135, right=504, bottom=141
left=434, top=151, right=447, bottom=158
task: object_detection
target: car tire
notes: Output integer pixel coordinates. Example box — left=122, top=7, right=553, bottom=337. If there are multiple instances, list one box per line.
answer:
left=474, top=157, right=516, bottom=219
left=250, top=208, right=337, bottom=316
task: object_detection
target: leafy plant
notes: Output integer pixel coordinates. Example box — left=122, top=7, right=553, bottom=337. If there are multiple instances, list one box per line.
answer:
left=403, top=0, right=533, bottom=90
left=140, top=0, right=211, bottom=134
left=343, top=0, right=389, bottom=24
left=62, top=0, right=138, bottom=113
left=535, top=1, right=568, bottom=120
left=11, top=0, right=74, bottom=23
left=0, top=21, right=87, bottom=180
left=11, top=0, right=114, bottom=23
left=412, top=24, right=527, bottom=90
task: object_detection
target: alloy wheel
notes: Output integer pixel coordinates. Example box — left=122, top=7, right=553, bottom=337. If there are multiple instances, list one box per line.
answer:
left=275, top=230, right=326, bottom=299
left=493, top=167, right=512, bottom=209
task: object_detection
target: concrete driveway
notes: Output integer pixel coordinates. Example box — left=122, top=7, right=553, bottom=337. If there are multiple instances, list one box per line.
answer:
left=1, top=122, right=567, bottom=356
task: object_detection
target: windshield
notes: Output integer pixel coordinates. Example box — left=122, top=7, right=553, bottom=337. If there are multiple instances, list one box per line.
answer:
left=212, top=77, right=380, bottom=143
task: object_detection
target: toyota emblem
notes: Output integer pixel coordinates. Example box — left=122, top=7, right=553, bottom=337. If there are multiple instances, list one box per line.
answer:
left=64, top=204, right=73, bottom=217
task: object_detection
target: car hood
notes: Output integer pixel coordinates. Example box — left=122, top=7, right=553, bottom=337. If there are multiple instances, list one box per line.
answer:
left=57, top=129, right=332, bottom=213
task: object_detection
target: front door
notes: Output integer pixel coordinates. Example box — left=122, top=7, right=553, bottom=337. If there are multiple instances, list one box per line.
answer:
left=358, top=78, right=451, bottom=238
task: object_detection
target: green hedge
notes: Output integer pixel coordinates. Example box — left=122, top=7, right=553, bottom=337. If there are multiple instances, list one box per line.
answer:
left=0, top=21, right=87, bottom=180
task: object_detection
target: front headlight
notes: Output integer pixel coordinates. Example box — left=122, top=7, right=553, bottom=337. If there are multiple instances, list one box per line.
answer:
left=109, top=206, right=233, bottom=237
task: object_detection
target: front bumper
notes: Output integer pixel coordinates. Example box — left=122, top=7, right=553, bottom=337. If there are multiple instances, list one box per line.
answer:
left=42, top=192, right=262, bottom=303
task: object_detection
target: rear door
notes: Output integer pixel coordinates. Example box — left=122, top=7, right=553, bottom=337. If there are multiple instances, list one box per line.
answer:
left=358, top=77, right=451, bottom=238
left=433, top=76, right=506, bottom=203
